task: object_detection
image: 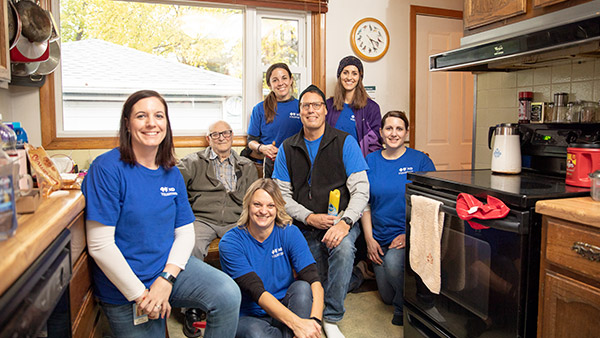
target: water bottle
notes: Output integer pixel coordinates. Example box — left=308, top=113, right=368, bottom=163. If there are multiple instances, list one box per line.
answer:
left=0, top=114, right=17, bottom=158
left=0, top=148, right=17, bottom=240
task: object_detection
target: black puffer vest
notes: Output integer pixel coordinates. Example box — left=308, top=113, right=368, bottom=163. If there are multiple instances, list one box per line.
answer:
left=282, top=125, right=350, bottom=232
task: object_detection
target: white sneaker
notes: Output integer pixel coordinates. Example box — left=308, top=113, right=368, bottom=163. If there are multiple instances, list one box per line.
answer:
left=323, top=321, right=345, bottom=338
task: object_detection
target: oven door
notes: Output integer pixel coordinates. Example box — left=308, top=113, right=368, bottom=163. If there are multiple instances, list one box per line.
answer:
left=404, top=184, right=536, bottom=338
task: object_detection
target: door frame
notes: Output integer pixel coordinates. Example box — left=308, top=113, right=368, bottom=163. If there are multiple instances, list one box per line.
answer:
left=409, top=6, right=462, bottom=148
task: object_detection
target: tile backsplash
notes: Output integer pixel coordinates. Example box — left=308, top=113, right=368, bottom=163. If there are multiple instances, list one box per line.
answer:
left=474, top=59, right=600, bottom=169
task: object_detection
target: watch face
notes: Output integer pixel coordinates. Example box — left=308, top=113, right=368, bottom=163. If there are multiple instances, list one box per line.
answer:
left=353, top=19, right=389, bottom=60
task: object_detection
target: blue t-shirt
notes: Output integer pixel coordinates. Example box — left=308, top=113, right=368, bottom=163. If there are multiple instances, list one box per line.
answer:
left=247, top=98, right=302, bottom=148
left=366, top=148, right=435, bottom=245
left=82, top=148, right=195, bottom=304
left=219, top=225, right=315, bottom=317
left=334, top=104, right=358, bottom=142
left=272, top=134, right=368, bottom=182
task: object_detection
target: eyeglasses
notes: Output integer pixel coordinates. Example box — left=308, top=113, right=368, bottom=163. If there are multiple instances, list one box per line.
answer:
left=300, top=102, right=324, bottom=111
left=208, top=130, right=233, bottom=139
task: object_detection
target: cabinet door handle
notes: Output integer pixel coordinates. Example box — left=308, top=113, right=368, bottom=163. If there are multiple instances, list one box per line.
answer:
left=572, top=242, right=600, bottom=262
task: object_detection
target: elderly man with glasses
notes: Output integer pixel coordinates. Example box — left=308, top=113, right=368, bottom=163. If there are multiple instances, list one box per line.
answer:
left=272, top=85, right=369, bottom=338
left=177, top=120, right=258, bottom=337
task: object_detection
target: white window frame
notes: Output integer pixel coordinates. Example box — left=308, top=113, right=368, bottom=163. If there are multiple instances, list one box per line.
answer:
left=51, top=0, right=311, bottom=138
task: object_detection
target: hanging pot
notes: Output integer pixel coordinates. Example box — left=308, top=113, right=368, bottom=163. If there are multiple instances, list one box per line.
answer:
left=7, top=0, right=22, bottom=50
left=11, top=62, right=40, bottom=77
left=15, top=0, right=52, bottom=43
left=34, top=40, right=60, bottom=76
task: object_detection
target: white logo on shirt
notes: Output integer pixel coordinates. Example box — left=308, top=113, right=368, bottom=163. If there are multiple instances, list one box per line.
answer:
left=160, top=186, right=178, bottom=196
left=398, top=167, right=414, bottom=175
left=289, top=112, right=301, bottom=119
left=271, top=247, right=284, bottom=258
left=350, top=114, right=355, bottom=122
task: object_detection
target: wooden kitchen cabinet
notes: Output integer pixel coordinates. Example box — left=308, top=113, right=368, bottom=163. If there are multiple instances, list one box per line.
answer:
left=536, top=197, right=600, bottom=338
left=68, top=212, right=104, bottom=338
left=463, top=0, right=594, bottom=35
left=1, top=0, right=10, bottom=83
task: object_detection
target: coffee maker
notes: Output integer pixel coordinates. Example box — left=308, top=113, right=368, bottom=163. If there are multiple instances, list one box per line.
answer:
left=519, top=123, right=600, bottom=176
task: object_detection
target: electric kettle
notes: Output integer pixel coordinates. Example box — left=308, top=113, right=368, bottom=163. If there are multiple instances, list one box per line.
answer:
left=488, top=123, right=521, bottom=174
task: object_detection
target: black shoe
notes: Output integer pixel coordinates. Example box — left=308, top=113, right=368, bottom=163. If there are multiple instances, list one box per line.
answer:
left=183, top=308, right=207, bottom=338
left=392, top=313, right=404, bottom=326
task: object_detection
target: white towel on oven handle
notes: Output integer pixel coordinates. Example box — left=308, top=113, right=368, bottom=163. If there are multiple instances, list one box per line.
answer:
left=409, top=195, right=445, bottom=294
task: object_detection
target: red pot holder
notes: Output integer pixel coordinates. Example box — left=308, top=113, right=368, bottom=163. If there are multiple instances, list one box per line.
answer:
left=455, top=193, right=510, bottom=229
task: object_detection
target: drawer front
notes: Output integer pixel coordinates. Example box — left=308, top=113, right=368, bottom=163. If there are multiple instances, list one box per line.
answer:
left=546, top=217, right=600, bottom=280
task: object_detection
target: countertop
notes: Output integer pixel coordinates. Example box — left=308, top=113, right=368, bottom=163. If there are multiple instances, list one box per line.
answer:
left=0, top=190, right=85, bottom=296
left=536, top=196, right=600, bottom=228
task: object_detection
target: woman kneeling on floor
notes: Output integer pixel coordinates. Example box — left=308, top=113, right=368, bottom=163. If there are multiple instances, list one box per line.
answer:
left=219, top=178, right=324, bottom=338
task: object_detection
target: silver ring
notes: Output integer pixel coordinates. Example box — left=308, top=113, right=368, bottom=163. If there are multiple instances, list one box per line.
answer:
left=155, top=305, right=161, bottom=310
left=399, top=242, right=403, bottom=245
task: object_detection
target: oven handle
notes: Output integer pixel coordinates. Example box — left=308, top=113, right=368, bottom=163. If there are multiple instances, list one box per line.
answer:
left=407, top=185, right=528, bottom=234
left=439, top=204, right=522, bottom=233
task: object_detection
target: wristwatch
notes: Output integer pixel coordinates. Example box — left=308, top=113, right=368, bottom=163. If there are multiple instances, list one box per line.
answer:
left=159, top=271, right=177, bottom=285
left=340, top=216, right=353, bottom=226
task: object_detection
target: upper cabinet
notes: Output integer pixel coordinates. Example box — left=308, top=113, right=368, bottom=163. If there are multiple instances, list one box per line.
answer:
left=1, top=0, right=10, bottom=83
left=464, top=0, right=593, bottom=36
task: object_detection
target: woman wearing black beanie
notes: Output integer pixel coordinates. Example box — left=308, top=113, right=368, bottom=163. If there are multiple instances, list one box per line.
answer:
left=326, top=55, right=382, bottom=157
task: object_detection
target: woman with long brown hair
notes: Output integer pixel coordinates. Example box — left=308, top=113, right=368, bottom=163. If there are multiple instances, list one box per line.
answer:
left=82, top=90, right=240, bottom=337
left=326, top=56, right=382, bottom=157
left=247, top=63, right=302, bottom=178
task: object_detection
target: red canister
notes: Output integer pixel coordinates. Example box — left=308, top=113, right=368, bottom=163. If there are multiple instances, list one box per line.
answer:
left=566, top=143, right=600, bottom=187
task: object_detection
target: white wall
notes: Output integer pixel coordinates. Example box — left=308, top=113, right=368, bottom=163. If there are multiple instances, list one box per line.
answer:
left=325, top=0, right=463, bottom=116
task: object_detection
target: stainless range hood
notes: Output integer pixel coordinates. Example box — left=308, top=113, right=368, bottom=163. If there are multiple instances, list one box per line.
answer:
left=430, top=0, right=600, bottom=72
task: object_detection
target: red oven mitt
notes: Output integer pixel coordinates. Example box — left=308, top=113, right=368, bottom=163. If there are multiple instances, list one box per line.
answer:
left=455, top=193, right=510, bottom=229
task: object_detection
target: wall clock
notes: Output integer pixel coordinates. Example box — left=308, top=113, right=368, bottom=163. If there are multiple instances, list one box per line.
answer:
left=350, top=17, right=390, bottom=62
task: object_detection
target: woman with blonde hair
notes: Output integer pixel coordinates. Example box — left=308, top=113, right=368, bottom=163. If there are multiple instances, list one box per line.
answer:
left=219, top=178, right=324, bottom=338
left=247, top=63, right=302, bottom=178
left=326, top=55, right=382, bottom=157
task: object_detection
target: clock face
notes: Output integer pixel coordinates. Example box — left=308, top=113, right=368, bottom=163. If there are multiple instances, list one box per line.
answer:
left=351, top=18, right=389, bottom=61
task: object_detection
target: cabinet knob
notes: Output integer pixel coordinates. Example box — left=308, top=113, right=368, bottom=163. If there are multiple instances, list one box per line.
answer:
left=572, top=242, right=600, bottom=262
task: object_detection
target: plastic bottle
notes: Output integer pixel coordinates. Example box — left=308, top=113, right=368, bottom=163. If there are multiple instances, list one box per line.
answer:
left=327, top=189, right=340, bottom=216
left=0, top=148, right=17, bottom=240
left=10, top=122, right=28, bottom=144
left=0, top=114, right=17, bottom=158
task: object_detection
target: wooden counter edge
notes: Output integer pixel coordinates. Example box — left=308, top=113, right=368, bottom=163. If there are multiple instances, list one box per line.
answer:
left=0, top=190, right=85, bottom=296
left=535, top=197, right=600, bottom=228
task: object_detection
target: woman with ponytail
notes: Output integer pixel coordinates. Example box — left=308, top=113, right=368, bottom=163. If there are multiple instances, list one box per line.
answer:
left=247, top=63, right=302, bottom=178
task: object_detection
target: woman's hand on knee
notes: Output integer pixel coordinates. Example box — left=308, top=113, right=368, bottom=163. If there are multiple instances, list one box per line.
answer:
left=145, top=277, right=174, bottom=319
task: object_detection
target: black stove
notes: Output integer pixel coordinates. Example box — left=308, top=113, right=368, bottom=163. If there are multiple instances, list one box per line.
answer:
left=409, top=169, right=590, bottom=209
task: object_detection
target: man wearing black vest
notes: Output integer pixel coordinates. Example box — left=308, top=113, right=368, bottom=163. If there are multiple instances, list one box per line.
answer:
left=273, top=85, right=369, bottom=338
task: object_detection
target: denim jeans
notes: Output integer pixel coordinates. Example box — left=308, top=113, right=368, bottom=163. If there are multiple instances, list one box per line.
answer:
left=235, top=280, right=313, bottom=338
left=100, top=256, right=241, bottom=338
left=304, top=225, right=360, bottom=322
left=372, top=246, right=405, bottom=316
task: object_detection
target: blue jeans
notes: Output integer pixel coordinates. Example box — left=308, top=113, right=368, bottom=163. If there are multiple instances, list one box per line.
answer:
left=100, top=256, right=241, bottom=338
left=304, top=225, right=360, bottom=322
left=372, top=246, right=405, bottom=316
left=235, top=280, right=313, bottom=338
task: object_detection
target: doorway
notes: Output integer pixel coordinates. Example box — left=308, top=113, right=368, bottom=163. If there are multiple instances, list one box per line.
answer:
left=410, top=6, right=474, bottom=170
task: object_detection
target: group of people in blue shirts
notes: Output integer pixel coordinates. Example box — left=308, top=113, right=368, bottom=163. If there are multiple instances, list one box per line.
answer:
left=81, top=55, right=435, bottom=338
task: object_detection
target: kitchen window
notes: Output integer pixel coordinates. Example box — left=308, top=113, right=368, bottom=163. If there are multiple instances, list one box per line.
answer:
left=43, top=0, right=326, bottom=149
